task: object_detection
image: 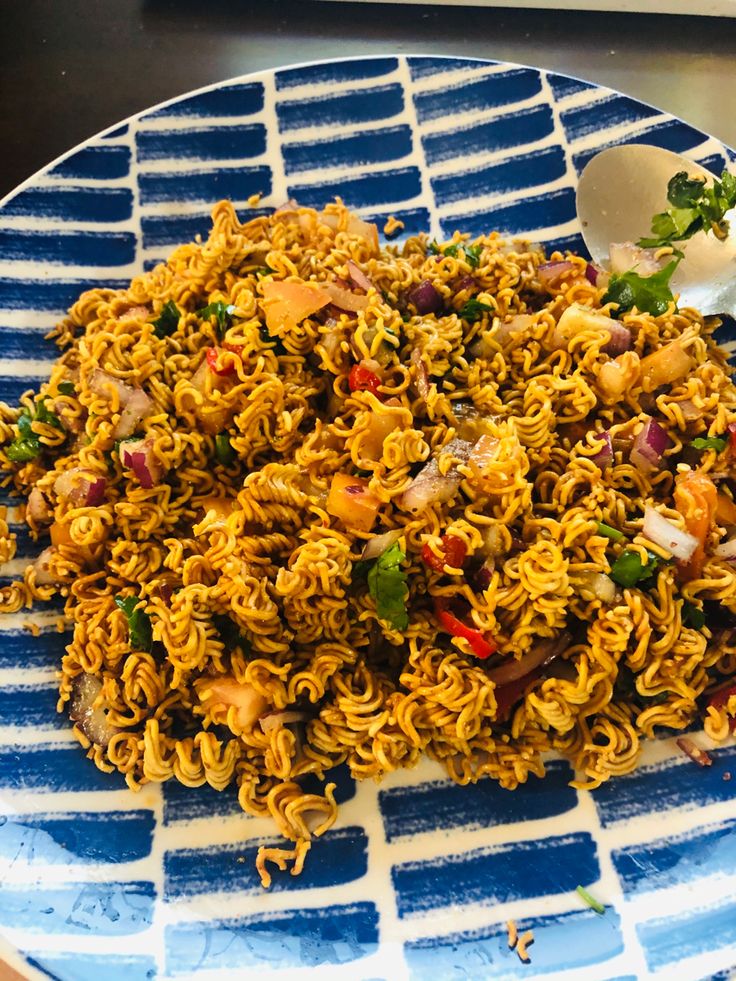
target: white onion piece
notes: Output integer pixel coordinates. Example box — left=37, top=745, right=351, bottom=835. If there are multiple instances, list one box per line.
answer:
left=361, top=529, right=403, bottom=561
left=70, top=674, right=119, bottom=747
left=495, top=314, right=533, bottom=345
left=410, top=348, right=430, bottom=399
left=27, top=487, right=52, bottom=524
left=715, top=538, right=736, bottom=561
left=609, top=242, right=663, bottom=277
left=54, top=468, right=107, bottom=506
left=259, top=710, right=310, bottom=734
left=677, top=399, right=703, bottom=422
left=642, top=506, right=698, bottom=561
left=575, top=571, right=617, bottom=603
left=399, top=438, right=473, bottom=513
left=346, top=260, right=373, bottom=292
left=487, top=632, right=571, bottom=687
left=89, top=369, right=134, bottom=404
left=113, top=388, right=153, bottom=439
left=537, top=261, right=576, bottom=286
left=32, top=546, right=58, bottom=585
left=321, top=281, right=370, bottom=313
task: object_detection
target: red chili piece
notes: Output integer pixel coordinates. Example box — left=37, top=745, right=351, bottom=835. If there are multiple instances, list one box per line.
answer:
left=206, top=345, right=242, bottom=376
left=729, top=424, right=736, bottom=456
left=434, top=599, right=497, bottom=659
left=709, top=682, right=736, bottom=732
left=349, top=363, right=382, bottom=396
left=422, top=534, right=467, bottom=573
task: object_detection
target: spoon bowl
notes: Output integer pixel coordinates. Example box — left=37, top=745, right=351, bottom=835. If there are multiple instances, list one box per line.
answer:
left=576, top=144, right=736, bottom=317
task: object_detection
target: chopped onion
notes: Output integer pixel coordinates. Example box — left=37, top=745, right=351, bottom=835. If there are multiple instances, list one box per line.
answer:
left=601, top=322, right=632, bottom=357
left=26, top=487, right=52, bottom=524
left=407, top=279, right=442, bottom=315
left=89, top=368, right=134, bottom=404
left=537, top=260, right=575, bottom=287
left=642, top=506, right=698, bottom=561
left=495, top=314, right=532, bottom=345
left=399, top=438, right=473, bottom=513
left=676, top=736, right=712, bottom=767
left=715, top=538, right=736, bottom=561
left=591, top=431, right=613, bottom=468
left=575, top=570, right=617, bottom=603
left=630, top=419, right=672, bottom=473
left=361, top=528, right=403, bottom=560
left=197, top=676, right=269, bottom=730
left=119, top=437, right=161, bottom=489
left=346, top=260, right=373, bottom=292
left=260, top=710, right=310, bottom=734
left=113, top=388, right=153, bottom=439
left=70, top=674, right=119, bottom=747
left=585, top=262, right=600, bottom=285
left=455, top=275, right=476, bottom=292
left=410, top=348, right=430, bottom=399
left=640, top=340, right=694, bottom=391
left=678, top=399, right=703, bottom=422
left=321, top=281, right=370, bottom=313
left=54, top=468, right=107, bottom=506
left=32, top=546, right=58, bottom=585
left=487, top=632, right=571, bottom=687
left=609, top=241, right=663, bottom=277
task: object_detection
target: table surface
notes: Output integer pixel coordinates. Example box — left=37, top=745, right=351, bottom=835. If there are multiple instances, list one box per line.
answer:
left=1, top=3, right=736, bottom=979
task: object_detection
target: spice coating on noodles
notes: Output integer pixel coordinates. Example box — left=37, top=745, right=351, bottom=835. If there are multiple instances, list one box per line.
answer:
left=2, top=199, right=736, bottom=885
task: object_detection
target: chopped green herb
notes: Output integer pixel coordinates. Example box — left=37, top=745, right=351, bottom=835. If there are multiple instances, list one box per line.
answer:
left=197, top=301, right=236, bottom=340
left=691, top=436, right=727, bottom=452
left=214, top=433, right=236, bottom=467
left=682, top=600, right=706, bottom=630
left=428, top=241, right=442, bottom=255
left=576, top=885, right=605, bottom=915
left=442, top=244, right=460, bottom=258
left=213, top=613, right=250, bottom=653
left=355, top=469, right=372, bottom=479
left=259, top=325, right=287, bottom=355
left=6, top=397, right=63, bottom=463
left=463, top=243, right=484, bottom=268
left=115, top=595, right=153, bottom=652
left=151, top=299, right=180, bottom=338
left=609, top=549, right=662, bottom=588
left=602, top=259, right=679, bottom=318
left=459, top=298, right=493, bottom=323
left=57, top=381, right=76, bottom=396
left=597, top=521, right=624, bottom=542
left=254, top=266, right=274, bottom=277
left=367, top=541, right=409, bottom=630
left=638, top=168, right=736, bottom=250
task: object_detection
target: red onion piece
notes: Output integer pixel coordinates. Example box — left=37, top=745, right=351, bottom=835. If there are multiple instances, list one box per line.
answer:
left=361, top=528, right=403, bottom=560
left=408, top=279, right=442, bottom=315
left=642, top=506, right=698, bottom=561
left=487, top=632, right=571, bottom=687
left=259, top=710, right=310, bottom=734
left=585, top=263, right=599, bottom=285
left=601, top=322, right=632, bottom=357
left=410, top=348, right=430, bottom=399
left=119, top=437, right=161, bottom=489
left=54, top=468, right=107, bottom=506
left=591, top=431, right=613, bottom=468
left=676, top=736, right=712, bottom=767
left=537, top=261, right=575, bottom=286
left=630, top=419, right=672, bottom=473
left=86, top=477, right=107, bottom=506
left=70, top=674, right=119, bottom=748
left=399, top=438, right=473, bottom=513
left=346, top=260, right=373, bottom=292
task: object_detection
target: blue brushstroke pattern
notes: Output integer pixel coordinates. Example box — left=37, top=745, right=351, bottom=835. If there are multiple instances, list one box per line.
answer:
left=165, top=902, right=379, bottom=974
left=613, top=816, right=736, bottom=895
left=593, top=743, right=736, bottom=827
left=409, top=56, right=494, bottom=80
left=5, top=522, right=37, bottom=557
left=0, top=326, right=57, bottom=360
left=0, top=881, right=155, bottom=935
left=697, top=152, right=728, bottom=175
left=0, top=278, right=128, bottom=311
left=0, top=376, right=51, bottom=403
left=0, top=810, right=155, bottom=864
left=414, top=69, right=542, bottom=124
left=288, top=167, right=421, bottom=211
left=379, top=759, right=575, bottom=842
left=136, top=124, right=266, bottom=162
left=277, top=57, right=399, bottom=89
left=277, top=84, right=404, bottom=133
left=102, top=123, right=129, bottom=139
left=138, top=166, right=272, bottom=205
left=560, top=94, right=662, bottom=142
left=164, top=825, right=367, bottom=898
left=0, top=230, right=135, bottom=267
left=366, top=206, right=430, bottom=240
left=441, top=187, right=576, bottom=239
left=422, top=104, right=554, bottom=166
left=431, top=145, right=567, bottom=207
left=546, top=231, right=588, bottom=256
left=47, top=145, right=131, bottom=180
left=571, top=118, right=707, bottom=174
left=145, top=82, right=264, bottom=119
left=140, top=211, right=220, bottom=249
left=283, top=125, right=412, bottom=176
left=392, top=831, right=599, bottom=918
left=25, top=952, right=156, bottom=981
left=0, top=629, right=70, bottom=670
left=2, top=186, right=133, bottom=223
left=0, top=683, right=63, bottom=728
left=405, top=907, right=622, bottom=980
left=547, top=73, right=598, bottom=100
left=638, top=897, right=736, bottom=971
left=0, top=744, right=126, bottom=792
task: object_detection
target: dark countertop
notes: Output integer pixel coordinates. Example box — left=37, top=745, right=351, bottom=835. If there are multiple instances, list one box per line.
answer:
left=1, top=0, right=736, bottom=200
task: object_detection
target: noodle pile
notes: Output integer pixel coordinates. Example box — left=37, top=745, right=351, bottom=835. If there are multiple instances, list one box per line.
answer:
left=2, top=199, right=736, bottom=886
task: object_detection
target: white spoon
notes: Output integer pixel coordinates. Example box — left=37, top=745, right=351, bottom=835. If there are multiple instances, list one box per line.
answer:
left=576, top=144, right=736, bottom=317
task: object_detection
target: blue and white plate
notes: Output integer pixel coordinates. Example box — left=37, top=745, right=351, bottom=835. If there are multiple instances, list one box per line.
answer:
left=1, top=55, right=735, bottom=981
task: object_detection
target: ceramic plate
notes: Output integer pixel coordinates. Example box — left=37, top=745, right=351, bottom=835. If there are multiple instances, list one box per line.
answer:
left=1, top=56, right=735, bottom=981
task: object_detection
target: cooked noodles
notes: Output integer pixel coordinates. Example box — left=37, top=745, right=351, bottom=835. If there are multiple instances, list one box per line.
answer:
left=2, top=198, right=736, bottom=886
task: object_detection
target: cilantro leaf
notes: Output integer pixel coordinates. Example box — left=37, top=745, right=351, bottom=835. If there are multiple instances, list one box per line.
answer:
left=115, top=595, right=153, bottom=652
left=668, top=171, right=707, bottom=208
left=197, top=301, right=236, bottom=340
left=58, top=381, right=76, bottom=396
left=214, top=433, right=236, bottom=467
left=463, top=244, right=484, bottom=268
left=609, top=549, right=663, bottom=588
left=428, top=241, right=442, bottom=255
left=442, top=244, right=460, bottom=258
left=367, top=542, right=409, bottom=630
left=6, top=398, right=63, bottom=463
left=602, top=259, right=679, bottom=318
left=691, top=436, right=727, bottom=452
left=152, top=299, right=180, bottom=338
left=638, top=169, right=736, bottom=249
left=459, top=298, right=493, bottom=323
left=682, top=601, right=706, bottom=630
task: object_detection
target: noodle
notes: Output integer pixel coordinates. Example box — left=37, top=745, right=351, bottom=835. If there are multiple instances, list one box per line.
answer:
left=2, top=198, right=736, bottom=887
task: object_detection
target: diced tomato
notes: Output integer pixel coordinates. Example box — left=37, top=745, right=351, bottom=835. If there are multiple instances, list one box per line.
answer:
left=729, top=424, right=736, bottom=456
left=434, top=599, right=497, bottom=659
left=206, top=346, right=241, bottom=376
left=674, top=470, right=718, bottom=581
left=326, top=473, right=381, bottom=532
left=709, top=682, right=736, bottom=732
left=349, top=363, right=382, bottom=397
left=422, top=534, right=467, bottom=573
